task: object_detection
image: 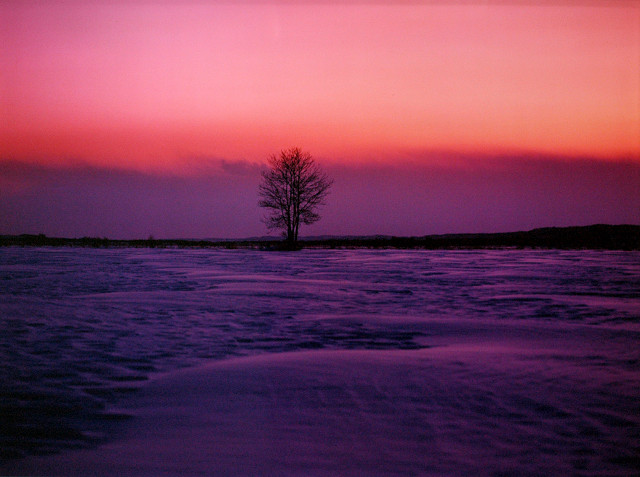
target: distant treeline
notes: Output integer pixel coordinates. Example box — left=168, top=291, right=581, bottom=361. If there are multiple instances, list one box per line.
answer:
left=1, top=225, right=639, bottom=250
left=305, top=225, right=640, bottom=250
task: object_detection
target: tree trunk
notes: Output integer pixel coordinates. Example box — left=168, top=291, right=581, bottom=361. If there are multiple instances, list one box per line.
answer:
left=286, top=226, right=295, bottom=249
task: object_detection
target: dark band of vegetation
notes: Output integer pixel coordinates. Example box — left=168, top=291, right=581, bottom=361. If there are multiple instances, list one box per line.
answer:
left=1, top=225, right=638, bottom=250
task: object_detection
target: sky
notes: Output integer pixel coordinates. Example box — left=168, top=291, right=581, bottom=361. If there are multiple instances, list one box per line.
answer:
left=1, top=1, right=639, bottom=238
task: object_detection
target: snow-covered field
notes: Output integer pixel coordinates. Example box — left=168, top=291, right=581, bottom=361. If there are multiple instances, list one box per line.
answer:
left=1, top=248, right=639, bottom=475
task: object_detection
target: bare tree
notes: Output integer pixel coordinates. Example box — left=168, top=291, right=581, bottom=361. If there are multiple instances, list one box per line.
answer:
left=258, top=147, right=333, bottom=249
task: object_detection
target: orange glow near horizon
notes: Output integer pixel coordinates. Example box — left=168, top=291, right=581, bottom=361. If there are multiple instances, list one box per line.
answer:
left=2, top=3, right=639, bottom=172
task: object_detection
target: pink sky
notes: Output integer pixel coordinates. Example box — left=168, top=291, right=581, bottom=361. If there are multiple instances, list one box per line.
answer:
left=1, top=2, right=639, bottom=237
left=3, top=2, right=639, bottom=168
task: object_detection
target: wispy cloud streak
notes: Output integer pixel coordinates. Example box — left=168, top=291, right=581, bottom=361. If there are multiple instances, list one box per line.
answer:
left=2, top=156, right=637, bottom=238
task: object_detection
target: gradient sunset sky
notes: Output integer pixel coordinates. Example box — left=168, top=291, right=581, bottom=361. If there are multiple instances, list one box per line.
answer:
left=1, top=1, right=639, bottom=238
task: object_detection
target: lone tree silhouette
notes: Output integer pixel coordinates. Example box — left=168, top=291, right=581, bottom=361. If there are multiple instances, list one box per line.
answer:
left=259, top=147, right=333, bottom=249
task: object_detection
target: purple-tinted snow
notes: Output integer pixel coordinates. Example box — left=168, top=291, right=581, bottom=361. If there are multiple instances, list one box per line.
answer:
left=1, top=248, right=639, bottom=475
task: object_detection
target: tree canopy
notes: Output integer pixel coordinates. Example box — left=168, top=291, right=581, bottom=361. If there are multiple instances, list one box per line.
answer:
left=258, top=147, right=333, bottom=249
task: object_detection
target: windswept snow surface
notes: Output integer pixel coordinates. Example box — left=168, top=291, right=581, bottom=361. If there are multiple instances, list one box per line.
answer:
left=1, top=248, right=639, bottom=475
